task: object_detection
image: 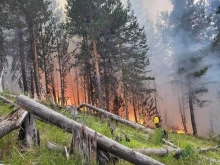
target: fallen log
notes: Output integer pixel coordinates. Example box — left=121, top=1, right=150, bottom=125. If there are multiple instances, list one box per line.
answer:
left=78, top=103, right=153, bottom=134
left=0, top=109, right=28, bottom=138
left=17, top=95, right=163, bottom=165
left=137, top=144, right=220, bottom=157
left=198, top=145, right=220, bottom=153
left=136, top=147, right=182, bottom=157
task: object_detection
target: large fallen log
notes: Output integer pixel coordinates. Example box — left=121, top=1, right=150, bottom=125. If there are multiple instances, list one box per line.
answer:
left=78, top=103, right=153, bottom=134
left=0, top=109, right=28, bottom=138
left=136, top=147, right=182, bottom=157
left=17, top=95, right=163, bottom=165
left=138, top=145, right=220, bottom=157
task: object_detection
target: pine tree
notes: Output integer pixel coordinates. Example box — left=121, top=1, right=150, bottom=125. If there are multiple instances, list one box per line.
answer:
left=66, top=0, right=113, bottom=109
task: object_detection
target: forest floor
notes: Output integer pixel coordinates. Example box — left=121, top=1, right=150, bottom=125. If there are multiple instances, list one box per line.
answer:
left=0, top=96, right=220, bottom=165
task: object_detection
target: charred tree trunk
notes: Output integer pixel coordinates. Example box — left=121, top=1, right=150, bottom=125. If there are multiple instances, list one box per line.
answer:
left=17, top=95, right=162, bottom=165
left=93, top=40, right=104, bottom=109
left=188, top=80, right=197, bottom=136
left=17, top=29, right=28, bottom=93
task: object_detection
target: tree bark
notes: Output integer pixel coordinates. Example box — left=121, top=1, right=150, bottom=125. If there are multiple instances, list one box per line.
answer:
left=17, top=95, right=162, bottom=165
left=0, top=109, right=28, bottom=138
left=19, top=113, right=39, bottom=147
left=78, top=103, right=153, bottom=134
left=188, top=79, right=197, bottom=136
left=93, top=40, right=104, bottom=109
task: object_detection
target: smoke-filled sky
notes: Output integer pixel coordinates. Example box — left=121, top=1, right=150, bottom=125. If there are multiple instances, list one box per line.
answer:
left=57, top=0, right=173, bottom=22
left=141, top=0, right=173, bottom=21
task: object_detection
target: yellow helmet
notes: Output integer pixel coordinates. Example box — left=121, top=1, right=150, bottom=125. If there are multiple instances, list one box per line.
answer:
left=153, top=116, right=160, bottom=124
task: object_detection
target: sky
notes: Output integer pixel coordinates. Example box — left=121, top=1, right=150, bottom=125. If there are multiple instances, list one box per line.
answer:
left=57, top=0, right=173, bottom=22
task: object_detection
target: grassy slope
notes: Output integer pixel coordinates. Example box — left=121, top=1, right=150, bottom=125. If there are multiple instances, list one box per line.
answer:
left=0, top=100, right=220, bottom=165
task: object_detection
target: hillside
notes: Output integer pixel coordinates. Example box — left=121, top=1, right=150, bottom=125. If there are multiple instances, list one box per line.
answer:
left=0, top=95, right=220, bottom=165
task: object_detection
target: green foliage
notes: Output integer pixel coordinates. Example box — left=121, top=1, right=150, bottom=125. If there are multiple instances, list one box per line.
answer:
left=149, top=128, right=164, bottom=146
left=182, top=145, right=195, bottom=157
left=192, top=67, right=208, bottom=78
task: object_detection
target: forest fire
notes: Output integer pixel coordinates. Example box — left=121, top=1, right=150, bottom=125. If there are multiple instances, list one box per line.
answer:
left=169, top=129, right=185, bottom=134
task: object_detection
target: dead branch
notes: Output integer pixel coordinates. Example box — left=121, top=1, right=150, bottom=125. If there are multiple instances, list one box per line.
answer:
left=0, top=109, right=28, bottom=138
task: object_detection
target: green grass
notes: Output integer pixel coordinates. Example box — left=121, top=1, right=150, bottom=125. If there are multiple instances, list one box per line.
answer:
left=0, top=102, right=220, bottom=165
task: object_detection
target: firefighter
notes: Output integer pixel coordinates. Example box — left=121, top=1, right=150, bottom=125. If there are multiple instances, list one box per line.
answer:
left=153, top=115, right=161, bottom=128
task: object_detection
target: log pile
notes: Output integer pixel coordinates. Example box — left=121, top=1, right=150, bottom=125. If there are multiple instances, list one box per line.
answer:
left=0, top=94, right=220, bottom=164
left=16, top=95, right=163, bottom=165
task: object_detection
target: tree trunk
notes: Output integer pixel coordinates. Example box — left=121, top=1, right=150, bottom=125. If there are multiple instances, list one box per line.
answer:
left=75, top=68, right=80, bottom=105
left=30, top=68, right=35, bottom=99
left=33, top=27, right=41, bottom=100
left=17, top=95, right=163, bottom=165
left=51, top=74, right=57, bottom=104
left=178, top=95, right=187, bottom=133
left=78, top=103, right=153, bottom=134
left=57, top=37, right=65, bottom=106
left=93, top=40, right=104, bottom=109
left=132, top=93, right=138, bottom=123
left=118, top=32, right=129, bottom=120
left=188, top=79, right=197, bottom=136
left=19, top=113, right=39, bottom=147
left=17, top=29, right=28, bottom=93
left=103, top=54, right=110, bottom=111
